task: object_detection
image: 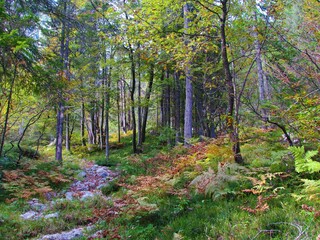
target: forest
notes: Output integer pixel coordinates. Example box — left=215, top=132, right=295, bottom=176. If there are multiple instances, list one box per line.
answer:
left=0, top=0, right=319, bottom=239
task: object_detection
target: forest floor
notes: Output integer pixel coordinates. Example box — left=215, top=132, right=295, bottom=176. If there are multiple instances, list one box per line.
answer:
left=0, top=128, right=320, bottom=239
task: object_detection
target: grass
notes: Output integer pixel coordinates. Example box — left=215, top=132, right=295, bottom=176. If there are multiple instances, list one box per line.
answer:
left=1, top=128, right=320, bottom=239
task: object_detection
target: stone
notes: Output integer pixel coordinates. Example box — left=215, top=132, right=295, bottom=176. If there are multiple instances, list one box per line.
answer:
left=77, top=171, right=86, bottom=178
left=97, top=183, right=109, bottom=190
left=44, top=212, right=59, bottom=219
left=20, top=211, right=39, bottom=220
left=30, top=203, right=47, bottom=212
left=96, top=168, right=109, bottom=178
left=80, top=191, right=94, bottom=201
left=38, top=228, right=84, bottom=240
left=65, top=192, right=74, bottom=200
left=89, top=230, right=105, bottom=239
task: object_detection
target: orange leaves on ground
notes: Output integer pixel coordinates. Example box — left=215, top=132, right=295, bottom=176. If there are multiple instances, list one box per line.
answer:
left=241, top=195, right=275, bottom=214
left=2, top=170, right=20, bottom=181
left=301, top=204, right=320, bottom=218
left=2, top=163, right=72, bottom=200
left=120, top=175, right=170, bottom=194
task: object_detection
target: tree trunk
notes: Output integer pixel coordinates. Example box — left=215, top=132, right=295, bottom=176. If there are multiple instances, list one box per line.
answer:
left=0, top=65, right=17, bottom=157
left=81, top=101, right=86, bottom=146
left=220, top=0, right=243, bottom=164
left=55, top=102, right=64, bottom=163
left=120, top=79, right=127, bottom=133
left=129, top=46, right=137, bottom=153
left=173, top=71, right=181, bottom=143
left=65, top=112, right=70, bottom=151
left=100, top=86, right=105, bottom=150
left=117, top=80, right=121, bottom=143
left=254, top=11, right=269, bottom=126
left=105, top=66, right=111, bottom=160
left=160, top=70, right=166, bottom=127
left=137, top=56, right=142, bottom=147
left=183, top=3, right=193, bottom=145
left=141, top=63, right=154, bottom=143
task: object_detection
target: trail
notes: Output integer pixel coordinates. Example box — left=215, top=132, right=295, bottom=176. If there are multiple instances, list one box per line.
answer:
left=20, top=162, right=119, bottom=240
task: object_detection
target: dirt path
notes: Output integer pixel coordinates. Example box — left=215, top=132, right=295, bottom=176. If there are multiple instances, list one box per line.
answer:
left=20, top=163, right=119, bottom=239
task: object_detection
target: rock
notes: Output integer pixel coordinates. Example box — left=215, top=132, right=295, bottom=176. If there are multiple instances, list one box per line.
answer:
left=27, top=199, right=47, bottom=212
left=97, top=183, right=109, bottom=190
left=96, top=168, right=109, bottom=178
left=30, top=203, right=47, bottom=212
left=80, top=191, right=94, bottom=201
left=65, top=192, right=74, bottom=200
left=77, top=171, right=86, bottom=178
left=21, top=211, right=39, bottom=220
left=89, top=230, right=105, bottom=239
left=38, top=227, right=84, bottom=240
left=44, top=212, right=59, bottom=219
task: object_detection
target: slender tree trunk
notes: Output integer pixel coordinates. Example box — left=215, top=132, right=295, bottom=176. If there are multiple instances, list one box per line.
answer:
left=220, top=0, right=243, bottom=164
left=55, top=102, right=64, bottom=163
left=64, top=6, right=71, bottom=152
left=254, top=11, right=268, bottom=126
left=100, top=87, right=105, bottom=150
left=129, top=47, right=137, bottom=153
left=120, top=79, right=127, bottom=133
left=160, top=70, right=166, bottom=127
left=105, top=66, right=111, bottom=160
left=90, top=104, right=96, bottom=144
left=0, top=66, right=16, bottom=157
left=156, top=96, right=159, bottom=128
left=81, top=101, right=86, bottom=146
left=137, top=56, right=142, bottom=147
left=56, top=0, right=68, bottom=163
left=174, top=71, right=181, bottom=143
left=183, top=3, right=193, bottom=145
left=141, top=63, right=154, bottom=143
left=65, top=112, right=70, bottom=151
left=117, top=80, right=121, bottom=143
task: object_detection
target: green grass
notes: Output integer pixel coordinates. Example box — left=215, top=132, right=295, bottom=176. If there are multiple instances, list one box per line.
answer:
left=1, top=129, right=320, bottom=239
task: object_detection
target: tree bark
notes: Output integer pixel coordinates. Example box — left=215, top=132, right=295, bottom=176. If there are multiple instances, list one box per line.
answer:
left=55, top=102, right=64, bottom=163
left=129, top=46, right=137, bottom=153
left=253, top=11, right=269, bottom=126
left=65, top=112, right=70, bottom=151
left=173, top=71, right=181, bottom=143
left=220, top=0, right=243, bottom=164
left=141, top=63, right=154, bottom=143
left=81, top=101, right=86, bottom=146
left=117, top=80, right=121, bottom=143
left=105, top=65, right=111, bottom=160
left=137, top=55, right=142, bottom=147
left=183, top=3, right=193, bottom=145
left=0, top=65, right=17, bottom=157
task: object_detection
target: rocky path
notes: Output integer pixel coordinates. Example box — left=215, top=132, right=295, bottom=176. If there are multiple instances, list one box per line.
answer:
left=20, top=163, right=119, bottom=240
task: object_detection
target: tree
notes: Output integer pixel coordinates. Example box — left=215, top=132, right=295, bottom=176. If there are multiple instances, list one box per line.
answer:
left=183, top=2, right=193, bottom=145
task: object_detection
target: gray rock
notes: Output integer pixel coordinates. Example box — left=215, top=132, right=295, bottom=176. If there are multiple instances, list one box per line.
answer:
left=38, top=228, right=84, bottom=240
left=44, top=212, right=59, bottom=219
left=97, top=183, right=109, bottom=190
left=80, top=191, right=94, bottom=201
left=89, top=230, right=104, bottom=239
left=30, top=203, right=47, bottom=212
left=96, top=168, right=109, bottom=178
left=65, top=192, right=74, bottom=200
left=20, top=211, right=39, bottom=220
left=77, top=171, right=86, bottom=178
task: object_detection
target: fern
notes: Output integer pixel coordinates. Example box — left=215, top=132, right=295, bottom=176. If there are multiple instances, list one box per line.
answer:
left=289, top=146, right=320, bottom=202
left=189, top=163, right=249, bottom=199
left=289, top=146, right=319, bottom=173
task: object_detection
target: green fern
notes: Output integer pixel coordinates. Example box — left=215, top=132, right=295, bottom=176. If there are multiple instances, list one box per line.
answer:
left=189, top=163, right=249, bottom=199
left=289, top=146, right=319, bottom=173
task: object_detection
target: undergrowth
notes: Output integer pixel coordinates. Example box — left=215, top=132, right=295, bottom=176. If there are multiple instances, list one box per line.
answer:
left=1, top=129, right=320, bottom=239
